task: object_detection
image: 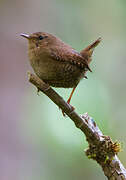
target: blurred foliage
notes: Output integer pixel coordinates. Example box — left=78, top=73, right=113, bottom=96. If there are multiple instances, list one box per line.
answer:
left=1, top=0, right=126, bottom=179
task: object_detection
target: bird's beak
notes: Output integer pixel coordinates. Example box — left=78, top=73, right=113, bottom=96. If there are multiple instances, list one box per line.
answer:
left=20, top=33, right=30, bottom=39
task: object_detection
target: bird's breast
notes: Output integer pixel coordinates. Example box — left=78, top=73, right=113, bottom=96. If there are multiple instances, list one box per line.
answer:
left=29, top=50, right=84, bottom=88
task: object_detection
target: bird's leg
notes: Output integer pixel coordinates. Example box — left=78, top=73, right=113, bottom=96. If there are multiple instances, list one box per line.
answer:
left=67, top=86, right=76, bottom=104
left=62, top=86, right=76, bottom=117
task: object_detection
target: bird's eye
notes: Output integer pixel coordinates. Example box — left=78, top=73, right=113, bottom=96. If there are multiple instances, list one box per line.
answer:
left=38, top=35, right=44, bottom=40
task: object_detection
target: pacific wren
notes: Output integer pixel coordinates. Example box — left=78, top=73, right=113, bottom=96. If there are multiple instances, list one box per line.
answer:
left=21, top=32, right=101, bottom=105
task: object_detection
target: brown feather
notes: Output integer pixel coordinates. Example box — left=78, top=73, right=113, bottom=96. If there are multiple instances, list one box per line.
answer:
left=50, top=47, right=92, bottom=72
left=80, top=37, right=102, bottom=64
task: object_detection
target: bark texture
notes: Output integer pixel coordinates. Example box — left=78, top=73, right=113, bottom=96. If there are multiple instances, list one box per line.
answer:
left=28, top=72, right=126, bottom=180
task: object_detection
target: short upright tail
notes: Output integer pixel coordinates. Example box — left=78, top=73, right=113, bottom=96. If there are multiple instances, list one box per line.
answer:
left=80, top=37, right=102, bottom=64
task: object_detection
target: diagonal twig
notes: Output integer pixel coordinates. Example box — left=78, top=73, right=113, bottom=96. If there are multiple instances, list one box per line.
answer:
left=28, top=72, right=126, bottom=180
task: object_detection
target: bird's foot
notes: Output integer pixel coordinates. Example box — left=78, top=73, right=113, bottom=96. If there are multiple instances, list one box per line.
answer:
left=62, top=102, right=75, bottom=117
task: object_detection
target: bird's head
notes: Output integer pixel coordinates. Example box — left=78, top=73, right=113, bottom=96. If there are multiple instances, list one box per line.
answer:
left=20, top=32, right=59, bottom=51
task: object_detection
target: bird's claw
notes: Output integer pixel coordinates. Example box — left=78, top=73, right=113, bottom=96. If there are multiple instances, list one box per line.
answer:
left=61, top=104, right=75, bottom=117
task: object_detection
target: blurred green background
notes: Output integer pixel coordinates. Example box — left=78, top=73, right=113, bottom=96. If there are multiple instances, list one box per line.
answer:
left=1, top=0, right=126, bottom=179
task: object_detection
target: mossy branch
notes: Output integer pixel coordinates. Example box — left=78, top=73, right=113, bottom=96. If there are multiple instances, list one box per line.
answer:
left=28, top=72, right=126, bottom=180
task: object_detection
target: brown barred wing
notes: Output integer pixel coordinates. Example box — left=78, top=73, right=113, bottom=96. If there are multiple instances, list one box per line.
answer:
left=50, top=47, right=92, bottom=72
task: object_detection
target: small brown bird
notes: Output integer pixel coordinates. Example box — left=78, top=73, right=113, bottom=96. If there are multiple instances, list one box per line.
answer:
left=21, top=32, right=101, bottom=112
